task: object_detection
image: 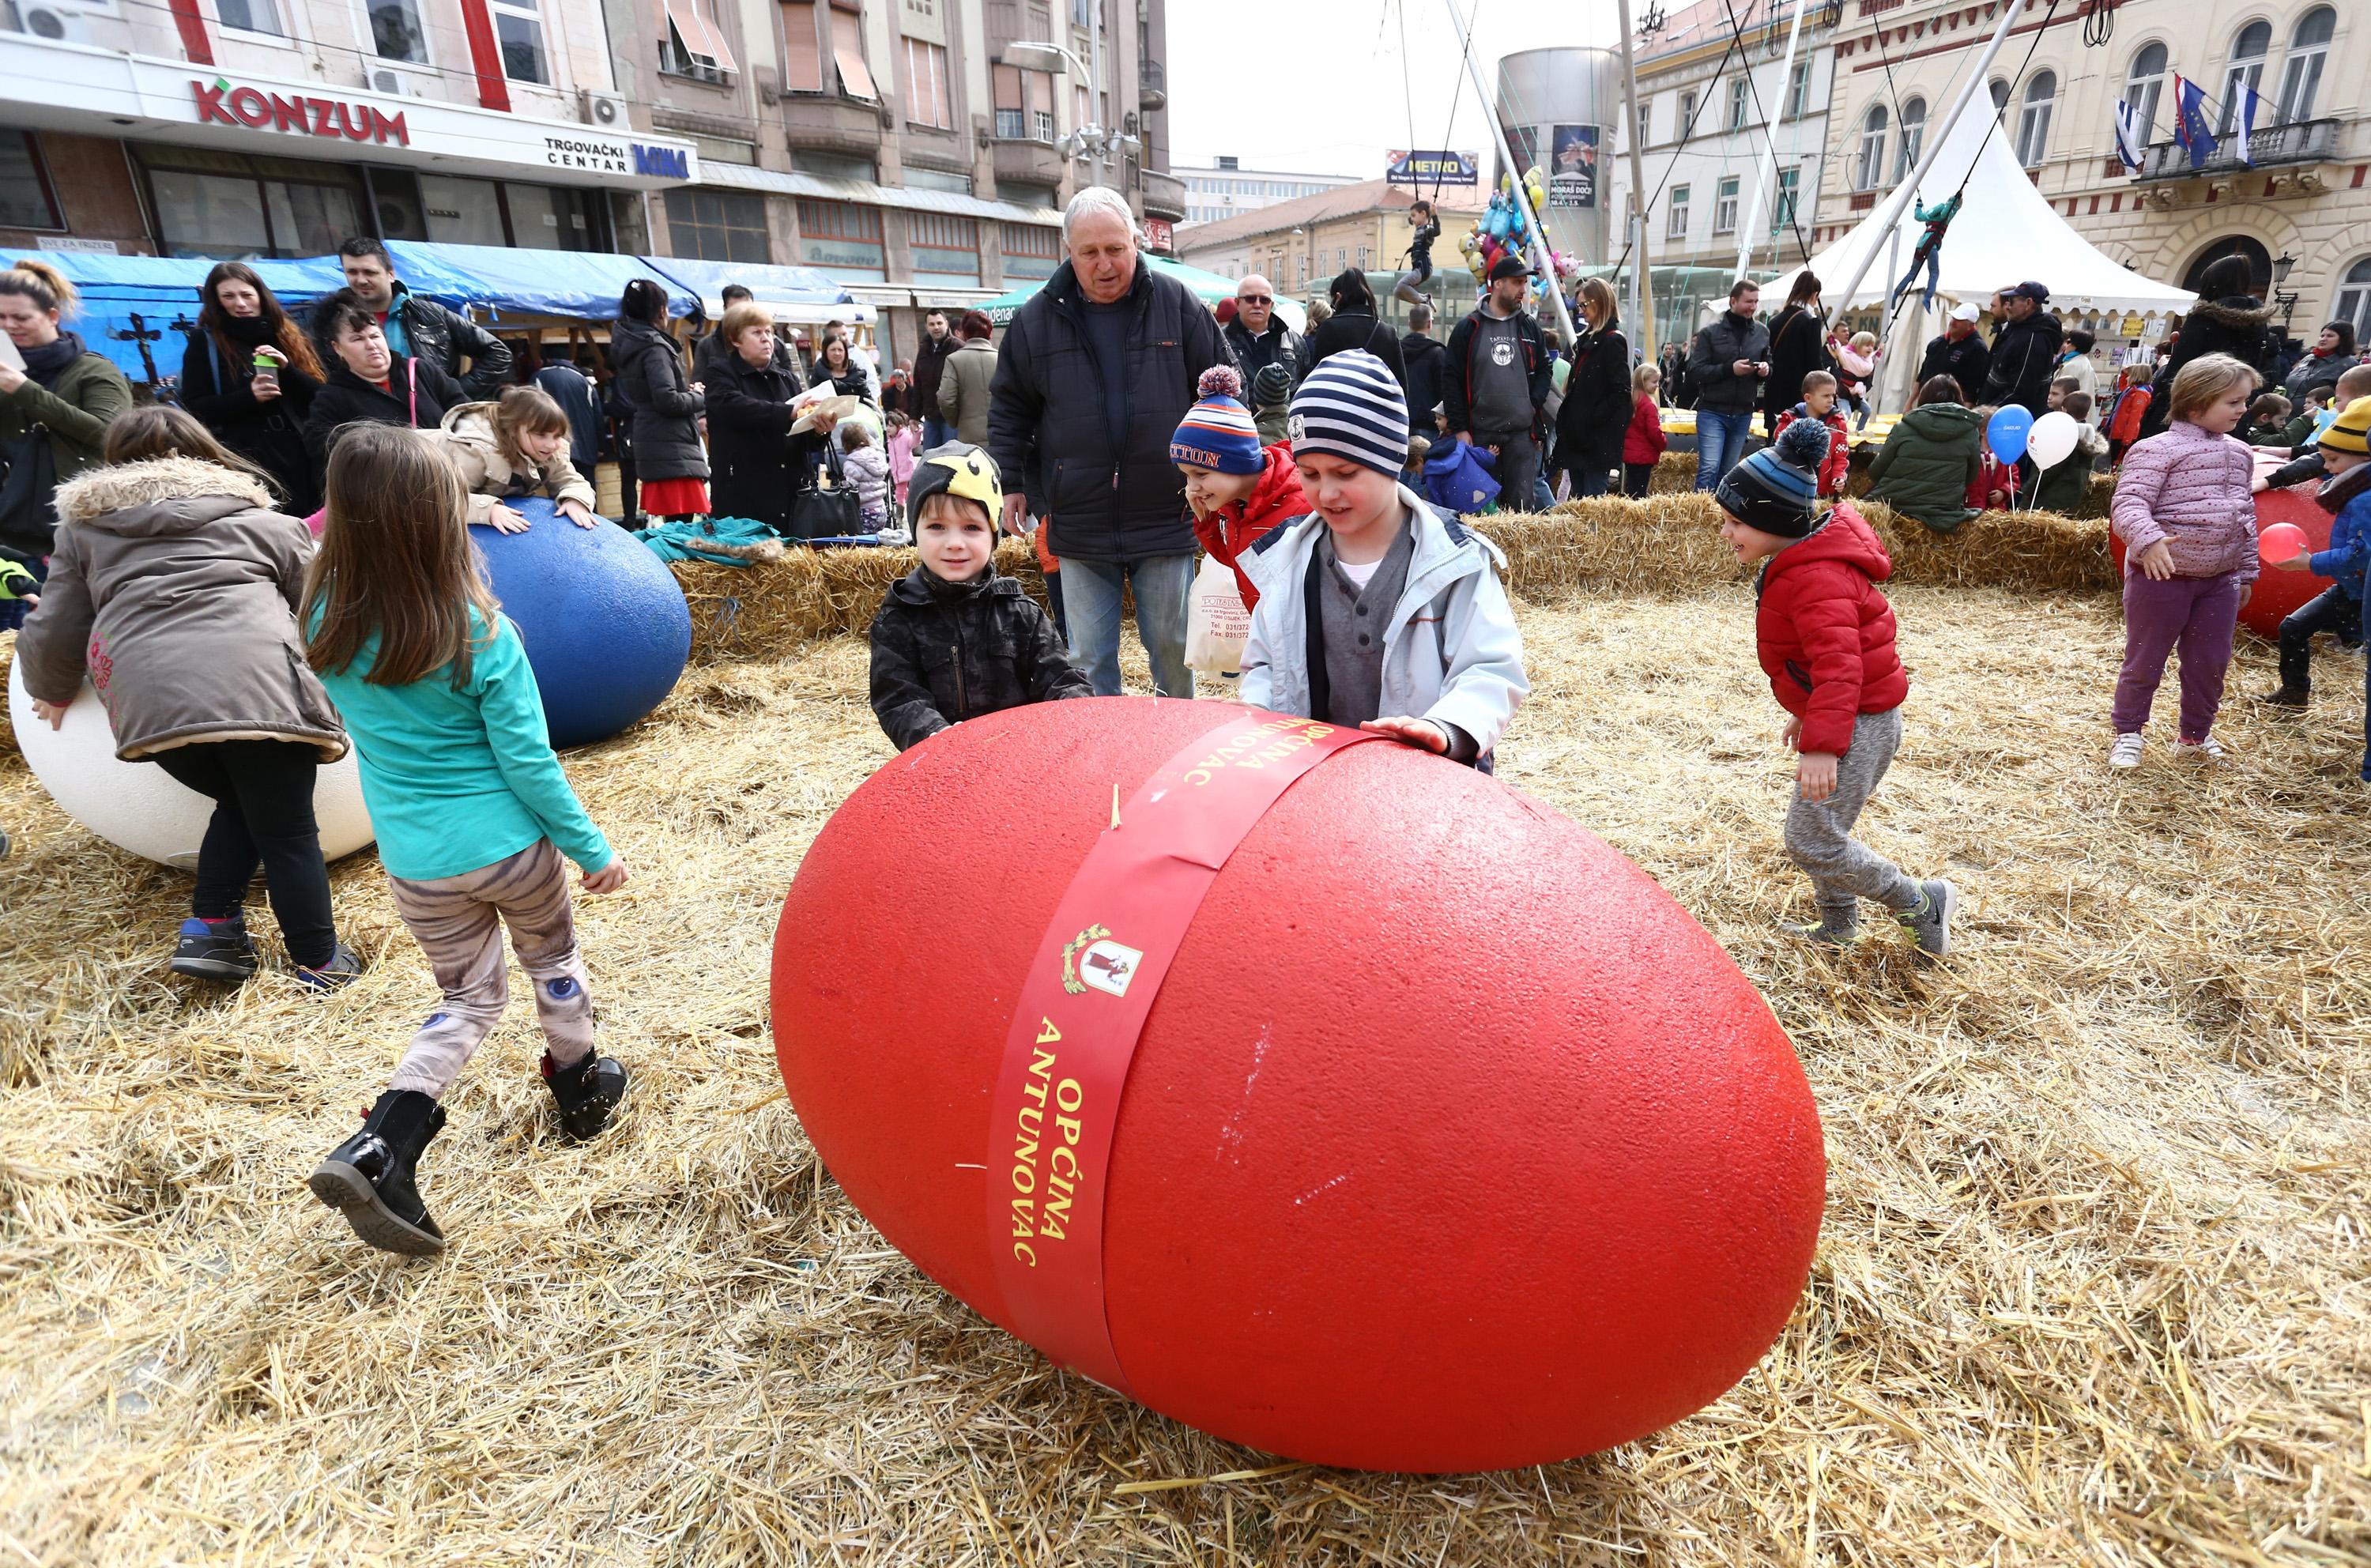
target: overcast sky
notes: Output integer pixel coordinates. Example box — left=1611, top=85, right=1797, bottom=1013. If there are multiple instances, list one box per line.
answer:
left=1162, top=0, right=1627, bottom=179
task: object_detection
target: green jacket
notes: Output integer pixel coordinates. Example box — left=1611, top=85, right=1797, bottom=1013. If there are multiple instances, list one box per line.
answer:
left=0, top=349, right=135, bottom=486
left=1865, top=401, right=1984, bottom=533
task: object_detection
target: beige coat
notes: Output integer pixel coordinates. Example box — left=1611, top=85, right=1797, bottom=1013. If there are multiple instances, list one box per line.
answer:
left=431, top=401, right=598, bottom=526
left=936, top=336, right=997, bottom=447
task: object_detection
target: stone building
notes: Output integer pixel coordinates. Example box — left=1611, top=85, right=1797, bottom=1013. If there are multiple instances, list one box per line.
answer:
left=1174, top=179, right=1484, bottom=327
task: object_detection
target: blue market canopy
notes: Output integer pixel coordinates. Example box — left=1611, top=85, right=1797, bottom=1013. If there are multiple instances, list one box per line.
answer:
left=382, top=241, right=695, bottom=322
left=643, top=256, right=856, bottom=322
left=0, top=250, right=352, bottom=381
left=978, top=255, right=1306, bottom=331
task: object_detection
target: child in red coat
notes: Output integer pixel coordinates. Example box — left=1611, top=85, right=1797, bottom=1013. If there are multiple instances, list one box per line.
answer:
left=1713, top=419, right=1958, bottom=956
left=1772, top=371, right=1852, bottom=497
left=1174, top=366, right=1309, bottom=612
left=1622, top=364, right=1667, bottom=497
left=1965, top=408, right=2012, bottom=508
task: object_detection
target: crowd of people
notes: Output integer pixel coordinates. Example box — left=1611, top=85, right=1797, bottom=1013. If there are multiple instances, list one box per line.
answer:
left=2, top=192, right=2366, bottom=1253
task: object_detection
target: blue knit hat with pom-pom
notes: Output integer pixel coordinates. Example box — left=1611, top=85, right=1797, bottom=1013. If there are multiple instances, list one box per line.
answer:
left=1715, top=417, right=1830, bottom=537
left=1170, top=365, right=1265, bottom=475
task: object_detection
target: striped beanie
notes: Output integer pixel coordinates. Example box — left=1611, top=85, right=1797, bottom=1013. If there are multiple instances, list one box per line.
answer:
left=1713, top=418, right=1827, bottom=537
left=2316, top=395, right=2371, bottom=455
left=1288, top=349, right=1408, bottom=478
left=1170, top=366, right=1265, bottom=475
left=1252, top=361, right=1294, bottom=409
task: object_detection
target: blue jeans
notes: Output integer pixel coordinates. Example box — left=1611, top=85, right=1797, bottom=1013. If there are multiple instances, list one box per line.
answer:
left=1695, top=409, right=1755, bottom=492
left=1572, top=465, right=1611, bottom=497
left=923, top=416, right=951, bottom=450
left=1060, top=553, right=1196, bottom=697
left=1890, top=245, right=1942, bottom=314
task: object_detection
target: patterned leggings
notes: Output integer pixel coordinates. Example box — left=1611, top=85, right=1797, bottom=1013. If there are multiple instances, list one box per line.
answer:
left=385, top=839, right=597, bottom=1100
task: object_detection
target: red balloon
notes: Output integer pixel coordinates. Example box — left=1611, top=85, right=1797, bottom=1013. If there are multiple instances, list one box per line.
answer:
left=2258, top=521, right=2309, bottom=564
left=2109, top=488, right=2333, bottom=639
left=771, top=697, right=1824, bottom=1472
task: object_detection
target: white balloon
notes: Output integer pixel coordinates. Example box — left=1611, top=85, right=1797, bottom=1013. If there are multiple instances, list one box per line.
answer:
left=9, top=662, right=374, bottom=869
left=2025, top=409, right=2082, bottom=471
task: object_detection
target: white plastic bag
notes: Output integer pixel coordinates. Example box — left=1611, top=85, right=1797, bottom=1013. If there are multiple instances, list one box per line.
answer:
left=1183, top=551, right=1252, bottom=675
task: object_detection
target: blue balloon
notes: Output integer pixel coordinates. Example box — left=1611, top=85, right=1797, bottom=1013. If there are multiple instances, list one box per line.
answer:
left=1486, top=208, right=1510, bottom=239
left=470, top=498, right=692, bottom=748
left=1986, top=405, right=2034, bottom=464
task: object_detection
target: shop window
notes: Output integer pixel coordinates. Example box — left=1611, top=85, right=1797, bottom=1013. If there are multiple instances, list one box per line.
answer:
left=910, top=212, right=978, bottom=278
left=505, top=183, right=601, bottom=251
left=668, top=187, right=771, bottom=262
left=0, top=131, right=64, bottom=232
left=905, top=38, right=949, bottom=127
left=999, top=220, right=1061, bottom=280
left=417, top=174, right=507, bottom=246
left=266, top=179, right=360, bottom=256
left=796, top=196, right=884, bottom=273
left=369, top=0, right=429, bottom=62
left=135, top=144, right=367, bottom=259
left=492, top=0, right=547, bottom=82
left=217, top=0, right=285, bottom=36
left=148, top=171, right=271, bottom=258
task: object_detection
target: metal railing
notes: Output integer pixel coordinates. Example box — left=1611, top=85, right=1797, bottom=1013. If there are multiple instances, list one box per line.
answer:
left=2135, top=117, right=2339, bottom=180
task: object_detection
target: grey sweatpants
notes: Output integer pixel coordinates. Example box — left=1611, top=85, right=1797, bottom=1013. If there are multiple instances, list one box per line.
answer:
left=1781, top=707, right=1921, bottom=927
left=385, top=839, right=598, bottom=1099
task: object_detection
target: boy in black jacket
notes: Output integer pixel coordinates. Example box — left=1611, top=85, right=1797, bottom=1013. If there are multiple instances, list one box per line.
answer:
left=869, top=443, right=1091, bottom=751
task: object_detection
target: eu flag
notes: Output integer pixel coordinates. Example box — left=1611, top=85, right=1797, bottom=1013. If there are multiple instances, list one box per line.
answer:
left=2173, top=74, right=2219, bottom=169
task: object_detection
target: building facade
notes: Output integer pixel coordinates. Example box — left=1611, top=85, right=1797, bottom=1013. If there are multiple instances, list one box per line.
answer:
left=1606, top=0, right=1842, bottom=335
left=1173, top=156, right=1360, bottom=228
left=0, top=0, right=1183, bottom=367
left=1814, top=0, right=2371, bottom=347
left=1174, top=177, right=1483, bottom=327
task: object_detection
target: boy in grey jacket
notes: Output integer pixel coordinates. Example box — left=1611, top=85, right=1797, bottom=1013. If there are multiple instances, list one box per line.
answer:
left=1239, top=350, right=1528, bottom=766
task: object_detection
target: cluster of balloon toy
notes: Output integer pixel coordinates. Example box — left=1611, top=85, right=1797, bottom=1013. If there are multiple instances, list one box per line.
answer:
left=1458, top=168, right=1551, bottom=287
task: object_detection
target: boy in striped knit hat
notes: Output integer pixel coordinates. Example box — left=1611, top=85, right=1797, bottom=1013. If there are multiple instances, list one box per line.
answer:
left=1237, top=349, right=1528, bottom=766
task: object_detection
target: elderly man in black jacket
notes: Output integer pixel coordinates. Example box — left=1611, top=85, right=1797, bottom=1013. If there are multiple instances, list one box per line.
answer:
left=986, top=186, right=1232, bottom=697
left=1223, top=274, right=1300, bottom=398
left=334, top=236, right=511, bottom=399
left=1981, top=281, right=2064, bottom=416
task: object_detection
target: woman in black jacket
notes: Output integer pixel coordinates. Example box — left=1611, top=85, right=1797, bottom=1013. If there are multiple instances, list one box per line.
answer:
left=811, top=332, right=874, bottom=404
left=1760, top=270, right=1829, bottom=434
left=180, top=262, right=325, bottom=514
left=1305, top=269, right=1408, bottom=394
left=606, top=278, right=709, bottom=522
left=301, top=294, right=462, bottom=486
left=2139, top=254, right=2282, bottom=439
left=704, top=302, right=839, bottom=534
left=1553, top=278, right=1632, bottom=498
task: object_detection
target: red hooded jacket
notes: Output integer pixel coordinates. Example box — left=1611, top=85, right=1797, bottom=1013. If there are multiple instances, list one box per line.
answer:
left=1191, top=440, right=1306, bottom=610
left=1623, top=392, right=1668, bottom=465
left=1754, top=502, right=1909, bottom=756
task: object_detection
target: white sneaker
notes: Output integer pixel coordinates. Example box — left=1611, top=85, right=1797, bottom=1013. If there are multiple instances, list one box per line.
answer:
left=2173, top=735, right=2229, bottom=762
left=2109, top=733, right=2144, bottom=769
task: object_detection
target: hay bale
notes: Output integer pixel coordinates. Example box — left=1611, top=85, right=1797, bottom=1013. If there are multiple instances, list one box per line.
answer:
left=1650, top=449, right=1696, bottom=493
left=670, top=539, right=1044, bottom=662
left=0, top=631, right=13, bottom=757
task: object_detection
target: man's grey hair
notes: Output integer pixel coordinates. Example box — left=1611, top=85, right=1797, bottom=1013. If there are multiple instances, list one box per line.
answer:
left=1409, top=303, right=1433, bottom=332
left=1063, top=184, right=1144, bottom=246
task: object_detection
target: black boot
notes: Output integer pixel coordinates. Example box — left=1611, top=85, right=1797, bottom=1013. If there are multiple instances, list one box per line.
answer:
left=541, top=1050, right=630, bottom=1141
left=171, top=914, right=258, bottom=982
left=2256, top=684, right=2309, bottom=710
left=308, top=1090, right=448, bottom=1256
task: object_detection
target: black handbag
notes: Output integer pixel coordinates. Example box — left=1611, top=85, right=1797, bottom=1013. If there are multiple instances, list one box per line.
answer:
left=0, top=429, right=59, bottom=559
left=786, top=441, right=861, bottom=541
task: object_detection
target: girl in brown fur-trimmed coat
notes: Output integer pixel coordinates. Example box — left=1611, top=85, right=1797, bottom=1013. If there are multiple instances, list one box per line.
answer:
left=14, top=407, right=358, bottom=988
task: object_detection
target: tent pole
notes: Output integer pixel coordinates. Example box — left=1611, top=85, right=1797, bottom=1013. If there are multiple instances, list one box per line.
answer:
left=1444, top=0, right=1580, bottom=349
left=1830, top=0, right=2032, bottom=316
left=1736, top=0, right=1810, bottom=281
left=1615, top=0, right=1655, bottom=364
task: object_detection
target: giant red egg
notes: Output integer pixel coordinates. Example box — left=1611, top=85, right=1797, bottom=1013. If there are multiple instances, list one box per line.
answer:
left=2110, top=488, right=2333, bottom=639
left=771, top=697, right=1823, bottom=1472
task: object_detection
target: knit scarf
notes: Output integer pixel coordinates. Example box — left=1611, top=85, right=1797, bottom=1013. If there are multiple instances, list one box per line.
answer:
left=19, top=330, right=85, bottom=390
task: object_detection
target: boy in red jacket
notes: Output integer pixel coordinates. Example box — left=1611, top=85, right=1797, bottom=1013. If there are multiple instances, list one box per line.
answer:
left=1772, top=371, right=1852, bottom=497
left=1716, top=420, right=1958, bottom=956
left=1175, top=365, right=1308, bottom=612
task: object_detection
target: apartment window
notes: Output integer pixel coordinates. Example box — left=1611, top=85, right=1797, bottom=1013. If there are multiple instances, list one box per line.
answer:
left=1665, top=183, right=1689, bottom=239
left=1713, top=175, right=1739, bottom=233
left=1636, top=98, right=1651, bottom=145
left=1785, top=59, right=1810, bottom=120
left=2124, top=43, right=2166, bottom=142
left=1296, top=253, right=1307, bottom=285
left=1894, top=96, right=1925, bottom=183
left=1069, top=0, right=1090, bottom=24
left=1771, top=165, right=1799, bottom=230
left=1855, top=103, right=1887, bottom=190
left=1001, top=220, right=1061, bottom=280
left=904, top=38, right=949, bottom=126
left=2016, top=71, right=2054, bottom=167
left=910, top=212, right=978, bottom=278
left=1988, top=77, right=2009, bottom=122
left=1679, top=89, right=1698, bottom=137
left=1355, top=244, right=1367, bottom=270
left=831, top=2, right=876, bottom=97
left=1727, top=77, right=1749, bottom=131
left=493, top=0, right=547, bottom=81
left=2219, top=21, right=2270, bottom=133
left=666, top=188, right=769, bottom=262
left=784, top=2, right=824, bottom=89
left=659, top=0, right=737, bottom=80
left=368, top=0, right=428, bottom=62
left=2335, top=256, right=2371, bottom=346
left=2277, top=7, right=2333, bottom=124
left=796, top=196, right=884, bottom=274
left=217, top=0, right=285, bottom=36
left=0, top=131, right=64, bottom=232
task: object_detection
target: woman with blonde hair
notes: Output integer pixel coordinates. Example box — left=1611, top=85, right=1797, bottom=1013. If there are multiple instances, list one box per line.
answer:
left=428, top=384, right=600, bottom=533
left=0, top=258, right=134, bottom=620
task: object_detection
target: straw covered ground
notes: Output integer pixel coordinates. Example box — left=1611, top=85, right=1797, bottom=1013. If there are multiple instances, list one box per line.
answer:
left=2, top=550, right=2368, bottom=1562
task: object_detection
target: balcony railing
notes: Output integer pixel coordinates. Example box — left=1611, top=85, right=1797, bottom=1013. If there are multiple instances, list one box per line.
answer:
left=2135, top=117, right=2340, bottom=180
left=1139, top=58, right=1165, bottom=111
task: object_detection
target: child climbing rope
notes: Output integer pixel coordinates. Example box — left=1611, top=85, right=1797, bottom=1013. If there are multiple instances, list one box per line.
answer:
left=1887, top=192, right=1962, bottom=315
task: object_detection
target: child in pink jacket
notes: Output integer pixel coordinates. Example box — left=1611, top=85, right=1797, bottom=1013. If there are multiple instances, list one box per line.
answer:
left=884, top=410, right=921, bottom=511
left=2107, top=352, right=2262, bottom=767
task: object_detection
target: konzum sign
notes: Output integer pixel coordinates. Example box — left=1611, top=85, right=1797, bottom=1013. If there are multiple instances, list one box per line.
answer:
left=191, top=77, right=409, bottom=145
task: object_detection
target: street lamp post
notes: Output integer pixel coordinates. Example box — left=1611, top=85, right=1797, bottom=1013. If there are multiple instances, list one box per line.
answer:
left=2272, top=251, right=2300, bottom=333
left=1002, top=32, right=1139, bottom=192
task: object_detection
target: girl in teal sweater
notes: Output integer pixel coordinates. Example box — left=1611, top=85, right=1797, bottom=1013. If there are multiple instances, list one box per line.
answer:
left=300, top=424, right=631, bottom=1257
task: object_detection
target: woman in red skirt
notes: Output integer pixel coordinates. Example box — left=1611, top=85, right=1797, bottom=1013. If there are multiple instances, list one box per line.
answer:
left=607, top=278, right=710, bottom=522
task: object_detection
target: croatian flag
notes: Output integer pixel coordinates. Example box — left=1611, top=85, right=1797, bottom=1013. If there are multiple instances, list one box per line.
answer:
left=2173, top=74, right=2218, bottom=168
left=2113, top=97, right=2147, bottom=172
left=2236, top=84, right=2265, bottom=165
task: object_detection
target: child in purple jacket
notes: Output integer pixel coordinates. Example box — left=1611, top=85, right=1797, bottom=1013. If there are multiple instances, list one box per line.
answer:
left=2108, top=352, right=2263, bottom=767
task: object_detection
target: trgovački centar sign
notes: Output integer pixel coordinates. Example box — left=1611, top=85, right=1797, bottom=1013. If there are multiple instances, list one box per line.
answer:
left=192, top=77, right=408, bottom=145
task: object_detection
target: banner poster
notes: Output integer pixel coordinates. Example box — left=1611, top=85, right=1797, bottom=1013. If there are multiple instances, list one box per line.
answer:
left=1550, top=124, right=1600, bottom=209
left=1385, top=149, right=1480, bottom=187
